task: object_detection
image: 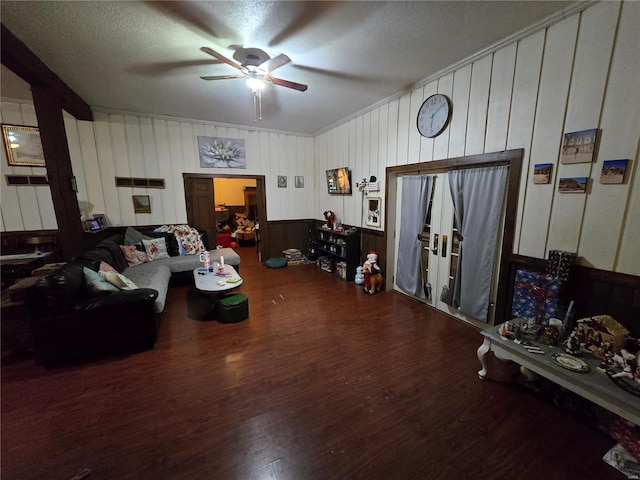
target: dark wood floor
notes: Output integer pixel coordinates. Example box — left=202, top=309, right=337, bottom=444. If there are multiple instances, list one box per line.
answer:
left=1, top=247, right=624, bottom=480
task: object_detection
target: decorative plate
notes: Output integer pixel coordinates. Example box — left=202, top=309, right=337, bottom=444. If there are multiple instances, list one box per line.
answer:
left=551, top=353, right=589, bottom=372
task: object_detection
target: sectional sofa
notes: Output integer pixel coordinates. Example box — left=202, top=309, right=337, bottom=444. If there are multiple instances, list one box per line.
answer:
left=26, top=226, right=240, bottom=366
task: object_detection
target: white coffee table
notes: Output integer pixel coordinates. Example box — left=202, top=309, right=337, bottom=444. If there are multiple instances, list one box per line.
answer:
left=189, top=265, right=243, bottom=321
left=193, top=265, right=243, bottom=292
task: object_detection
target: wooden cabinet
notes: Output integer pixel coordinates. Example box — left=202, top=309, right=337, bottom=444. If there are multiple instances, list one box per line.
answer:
left=316, top=227, right=360, bottom=281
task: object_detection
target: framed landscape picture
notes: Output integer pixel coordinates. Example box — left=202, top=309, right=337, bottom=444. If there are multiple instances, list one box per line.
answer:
left=2, top=124, right=46, bottom=166
left=132, top=195, right=151, bottom=213
left=558, top=177, right=587, bottom=194
left=600, top=159, right=628, bottom=184
left=533, top=163, right=552, bottom=184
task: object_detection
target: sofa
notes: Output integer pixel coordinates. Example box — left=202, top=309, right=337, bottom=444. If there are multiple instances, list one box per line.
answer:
left=26, top=226, right=240, bottom=366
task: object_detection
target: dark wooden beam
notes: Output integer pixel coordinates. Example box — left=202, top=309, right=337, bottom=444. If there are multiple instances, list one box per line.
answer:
left=1, top=24, right=92, bottom=121
left=31, top=85, right=84, bottom=259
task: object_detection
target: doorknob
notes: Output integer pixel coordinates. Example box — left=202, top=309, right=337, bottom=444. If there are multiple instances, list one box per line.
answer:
left=432, top=234, right=439, bottom=255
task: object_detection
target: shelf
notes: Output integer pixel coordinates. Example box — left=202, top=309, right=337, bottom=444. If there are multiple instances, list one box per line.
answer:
left=316, top=226, right=360, bottom=282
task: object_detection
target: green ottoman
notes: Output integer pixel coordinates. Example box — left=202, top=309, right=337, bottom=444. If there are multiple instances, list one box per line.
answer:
left=216, top=293, right=249, bottom=324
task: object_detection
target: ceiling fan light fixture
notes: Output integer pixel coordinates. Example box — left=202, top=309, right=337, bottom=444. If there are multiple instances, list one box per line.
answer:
left=246, top=74, right=265, bottom=91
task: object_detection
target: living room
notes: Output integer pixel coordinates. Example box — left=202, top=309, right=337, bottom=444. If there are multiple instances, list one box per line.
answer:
left=1, top=1, right=639, bottom=478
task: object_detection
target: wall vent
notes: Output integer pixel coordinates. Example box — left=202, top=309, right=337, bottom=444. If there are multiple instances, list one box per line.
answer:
left=6, top=175, right=49, bottom=186
left=115, top=177, right=165, bottom=189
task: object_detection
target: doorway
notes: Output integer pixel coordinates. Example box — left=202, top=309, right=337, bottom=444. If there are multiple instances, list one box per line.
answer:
left=183, top=173, right=268, bottom=261
left=385, top=149, right=523, bottom=327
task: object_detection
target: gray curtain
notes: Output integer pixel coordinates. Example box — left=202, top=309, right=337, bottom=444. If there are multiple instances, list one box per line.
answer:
left=396, top=175, right=433, bottom=298
left=448, top=165, right=508, bottom=322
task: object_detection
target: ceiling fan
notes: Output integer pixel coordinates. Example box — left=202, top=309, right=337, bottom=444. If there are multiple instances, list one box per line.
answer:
left=199, top=46, right=307, bottom=122
left=199, top=46, right=308, bottom=92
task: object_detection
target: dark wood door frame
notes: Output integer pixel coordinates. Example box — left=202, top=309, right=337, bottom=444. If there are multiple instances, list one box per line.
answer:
left=182, top=173, right=268, bottom=260
left=385, top=149, right=523, bottom=326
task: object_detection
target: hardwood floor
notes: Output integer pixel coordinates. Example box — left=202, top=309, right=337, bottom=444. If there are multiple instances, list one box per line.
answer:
left=1, top=247, right=623, bottom=479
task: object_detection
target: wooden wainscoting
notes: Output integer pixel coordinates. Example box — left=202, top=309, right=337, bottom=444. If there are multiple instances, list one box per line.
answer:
left=506, top=254, right=640, bottom=337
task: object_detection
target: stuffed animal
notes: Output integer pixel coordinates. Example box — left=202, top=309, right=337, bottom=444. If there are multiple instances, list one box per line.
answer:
left=362, top=262, right=383, bottom=295
left=323, top=210, right=335, bottom=230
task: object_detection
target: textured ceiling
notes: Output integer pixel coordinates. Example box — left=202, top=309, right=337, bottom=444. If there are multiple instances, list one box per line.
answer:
left=1, top=1, right=577, bottom=135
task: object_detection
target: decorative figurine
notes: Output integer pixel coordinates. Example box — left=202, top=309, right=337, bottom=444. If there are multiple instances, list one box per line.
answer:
left=354, top=266, right=365, bottom=285
left=323, top=210, right=336, bottom=230
left=362, top=252, right=383, bottom=294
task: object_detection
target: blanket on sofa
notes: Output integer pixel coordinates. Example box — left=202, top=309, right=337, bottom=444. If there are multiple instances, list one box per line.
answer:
left=155, top=225, right=206, bottom=255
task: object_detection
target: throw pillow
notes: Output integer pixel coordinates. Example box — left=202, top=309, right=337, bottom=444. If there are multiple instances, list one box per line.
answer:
left=124, top=226, right=151, bottom=246
left=142, top=237, right=169, bottom=260
left=99, top=261, right=119, bottom=274
left=98, top=270, right=138, bottom=290
left=83, top=267, right=119, bottom=293
left=119, top=244, right=150, bottom=267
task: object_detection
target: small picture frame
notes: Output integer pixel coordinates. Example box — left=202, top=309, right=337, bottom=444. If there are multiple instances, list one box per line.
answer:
left=132, top=195, right=151, bottom=214
left=366, top=197, right=382, bottom=227
left=93, top=214, right=108, bottom=229
left=600, top=159, right=628, bottom=184
left=561, top=129, right=598, bottom=165
left=533, top=163, right=552, bottom=184
left=558, top=177, right=587, bottom=194
left=277, top=175, right=287, bottom=188
left=295, top=176, right=304, bottom=188
left=2, top=124, right=46, bottom=167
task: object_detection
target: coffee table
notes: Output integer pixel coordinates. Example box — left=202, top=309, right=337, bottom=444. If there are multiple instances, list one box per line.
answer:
left=189, top=265, right=243, bottom=320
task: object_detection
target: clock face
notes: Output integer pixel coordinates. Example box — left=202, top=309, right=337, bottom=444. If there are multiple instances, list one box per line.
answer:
left=417, top=94, right=451, bottom=138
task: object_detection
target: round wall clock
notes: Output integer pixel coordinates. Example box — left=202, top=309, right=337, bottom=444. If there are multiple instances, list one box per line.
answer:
left=417, top=94, right=451, bottom=138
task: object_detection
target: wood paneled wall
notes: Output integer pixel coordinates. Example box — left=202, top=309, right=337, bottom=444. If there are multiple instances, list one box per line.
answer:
left=315, top=1, right=639, bottom=275
left=1, top=2, right=638, bottom=277
left=0, top=106, right=315, bottom=231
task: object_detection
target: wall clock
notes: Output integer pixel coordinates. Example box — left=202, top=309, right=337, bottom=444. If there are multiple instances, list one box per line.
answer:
left=417, top=94, right=451, bottom=138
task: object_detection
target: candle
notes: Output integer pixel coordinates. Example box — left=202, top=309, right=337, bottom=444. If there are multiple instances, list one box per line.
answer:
left=220, top=255, right=224, bottom=266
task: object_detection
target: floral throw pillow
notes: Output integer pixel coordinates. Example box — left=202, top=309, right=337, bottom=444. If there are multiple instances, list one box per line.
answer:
left=142, top=238, right=169, bottom=261
left=119, top=244, right=149, bottom=267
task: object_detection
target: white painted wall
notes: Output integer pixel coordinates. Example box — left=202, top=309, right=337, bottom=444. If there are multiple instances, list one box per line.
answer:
left=1, top=2, right=638, bottom=275
left=0, top=105, right=315, bottom=229
left=316, top=1, right=639, bottom=275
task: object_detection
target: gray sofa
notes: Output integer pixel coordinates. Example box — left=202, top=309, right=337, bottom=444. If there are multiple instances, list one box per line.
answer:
left=115, top=226, right=241, bottom=313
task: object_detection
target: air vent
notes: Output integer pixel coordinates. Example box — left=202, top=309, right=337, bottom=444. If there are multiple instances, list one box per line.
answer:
left=6, top=175, right=49, bottom=186
left=115, top=177, right=165, bottom=189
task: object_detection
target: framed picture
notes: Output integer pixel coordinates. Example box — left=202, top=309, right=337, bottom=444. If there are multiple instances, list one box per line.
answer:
left=366, top=197, right=382, bottom=227
left=326, top=167, right=352, bottom=194
left=132, top=195, right=151, bottom=213
left=197, top=136, right=246, bottom=168
left=93, top=214, right=108, bottom=229
left=2, top=124, right=46, bottom=167
left=277, top=175, right=287, bottom=188
left=558, top=177, right=587, bottom=194
left=533, top=163, right=552, bottom=184
left=295, top=176, right=304, bottom=188
left=600, top=159, right=628, bottom=184
left=561, top=129, right=598, bottom=165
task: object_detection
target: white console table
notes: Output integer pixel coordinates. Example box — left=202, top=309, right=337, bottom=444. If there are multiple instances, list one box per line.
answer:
left=478, top=324, right=640, bottom=426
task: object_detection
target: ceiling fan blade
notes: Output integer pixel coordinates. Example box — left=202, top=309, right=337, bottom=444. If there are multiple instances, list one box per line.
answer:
left=200, top=74, right=245, bottom=81
left=146, top=2, right=235, bottom=41
left=268, top=1, right=343, bottom=47
left=292, top=64, right=379, bottom=83
left=260, top=53, right=291, bottom=73
left=128, top=59, right=220, bottom=76
left=268, top=76, right=308, bottom=92
left=200, top=47, right=243, bottom=71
